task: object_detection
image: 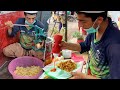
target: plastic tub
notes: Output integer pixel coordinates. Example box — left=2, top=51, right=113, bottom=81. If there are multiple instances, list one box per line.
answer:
left=8, top=56, right=44, bottom=79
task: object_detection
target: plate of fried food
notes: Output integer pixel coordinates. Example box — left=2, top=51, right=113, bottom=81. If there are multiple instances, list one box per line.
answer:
left=42, top=59, right=84, bottom=79
left=56, top=59, right=78, bottom=72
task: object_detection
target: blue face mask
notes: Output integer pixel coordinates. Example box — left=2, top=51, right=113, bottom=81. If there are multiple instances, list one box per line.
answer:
left=84, top=19, right=100, bottom=34
left=25, top=20, right=36, bottom=26
left=85, top=26, right=100, bottom=34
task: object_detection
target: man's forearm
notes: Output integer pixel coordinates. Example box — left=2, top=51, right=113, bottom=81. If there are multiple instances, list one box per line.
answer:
left=67, top=43, right=81, bottom=52
left=84, top=74, right=100, bottom=79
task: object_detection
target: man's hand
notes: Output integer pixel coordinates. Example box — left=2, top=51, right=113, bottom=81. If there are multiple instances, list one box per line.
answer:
left=70, top=72, right=86, bottom=79
left=59, top=41, right=68, bottom=50
left=70, top=71, right=100, bottom=79
left=5, top=21, right=14, bottom=29
left=5, top=21, right=14, bottom=35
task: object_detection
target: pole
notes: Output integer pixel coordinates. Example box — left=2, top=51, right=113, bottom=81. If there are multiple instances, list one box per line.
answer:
left=65, top=11, right=67, bottom=42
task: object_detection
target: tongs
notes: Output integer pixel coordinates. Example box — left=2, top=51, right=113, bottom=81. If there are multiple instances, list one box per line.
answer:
left=13, top=24, right=29, bottom=27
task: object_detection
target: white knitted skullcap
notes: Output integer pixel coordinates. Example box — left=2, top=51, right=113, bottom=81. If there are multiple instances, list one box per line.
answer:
left=24, top=11, right=38, bottom=13
left=79, top=11, right=105, bottom=13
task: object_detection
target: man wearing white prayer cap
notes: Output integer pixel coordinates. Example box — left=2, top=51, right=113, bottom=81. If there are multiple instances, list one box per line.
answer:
left=60, top=11, right=120, bottom=79
left=3, top=11, right=45, bottom=60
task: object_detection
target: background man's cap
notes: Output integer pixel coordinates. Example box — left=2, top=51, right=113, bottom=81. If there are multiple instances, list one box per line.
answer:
left=24, top=11, right=38, bottom=13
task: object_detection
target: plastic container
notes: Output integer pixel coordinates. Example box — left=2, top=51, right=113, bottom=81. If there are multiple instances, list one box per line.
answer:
left=8, top=56, right=44, bottom=79
left=62, top=49, right=72, bottom=58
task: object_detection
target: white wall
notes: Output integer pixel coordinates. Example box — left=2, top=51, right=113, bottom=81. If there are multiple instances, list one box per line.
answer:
left=108, top=11, right=120, bottom=23
left=108, top=11, right=120, bottom=29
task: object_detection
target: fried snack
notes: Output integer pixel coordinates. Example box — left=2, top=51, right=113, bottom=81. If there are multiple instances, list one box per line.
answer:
left=50, top=68, right=56, bottom=72
left=57, top=60, right=77, bottom=72
left=14, top=65, right=42, bottom=77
